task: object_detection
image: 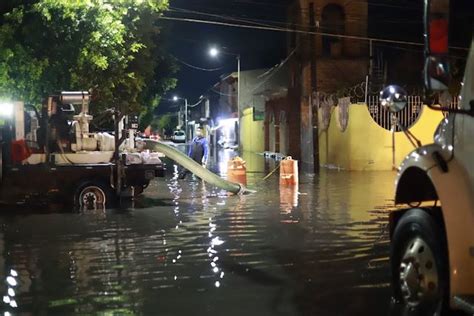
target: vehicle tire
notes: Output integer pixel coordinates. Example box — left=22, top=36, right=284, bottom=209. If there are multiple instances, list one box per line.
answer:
left=74, top=181, right=115, bottom=210
left=390, top=208, right=449, bottom=315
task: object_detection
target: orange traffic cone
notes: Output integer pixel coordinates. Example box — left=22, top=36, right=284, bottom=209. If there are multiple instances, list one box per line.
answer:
left=280, top=156, right=298, bottom=186
left=227, top=157, right=247, bottom=186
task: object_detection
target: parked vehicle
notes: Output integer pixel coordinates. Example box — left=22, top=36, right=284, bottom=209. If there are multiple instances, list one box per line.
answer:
left=382, top=1, right=474, bottom=314
left=171, top=130, right=185, bottom=143
left=0, top=91, right=164, bottom=209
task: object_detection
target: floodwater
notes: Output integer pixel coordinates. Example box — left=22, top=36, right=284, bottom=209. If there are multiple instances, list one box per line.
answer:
left=0, top=151, right=400, bottom=315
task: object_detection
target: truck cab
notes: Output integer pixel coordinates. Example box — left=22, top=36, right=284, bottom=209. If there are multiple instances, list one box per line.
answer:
left=0, top=92, right=164, bottom=209
left=383, top=1, right=474, bottom=314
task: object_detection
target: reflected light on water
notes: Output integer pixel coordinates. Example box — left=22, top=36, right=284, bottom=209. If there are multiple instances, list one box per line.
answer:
left=6, top=277, right=16, bottom=287
left=0, top=169, right=397, bottom=314
left=280, top=185, right=299, bottom=213
left=218, top=149, right=234, bottom=175
left=211, top=237, right=224, bottom=246
left=208, top=216, right=224, bottom=289
left=3, top=269, right=19, bottom=310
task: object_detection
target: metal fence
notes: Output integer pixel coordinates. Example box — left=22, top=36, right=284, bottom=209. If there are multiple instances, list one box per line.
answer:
left=367, top=95, right=423, bottom=131
left=440, top=94, right=460, bottom=117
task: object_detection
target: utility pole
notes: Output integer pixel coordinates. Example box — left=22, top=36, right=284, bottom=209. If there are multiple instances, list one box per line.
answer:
left=309, top=3, right=320, bottom=171
left=184, top=98, right=188, bottom=143
left=237, top=54, right=241, bottom=149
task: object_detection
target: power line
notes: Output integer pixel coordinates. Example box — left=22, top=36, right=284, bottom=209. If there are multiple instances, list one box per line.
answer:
left=159, top=16, right=422, bottom=46
left=210, top=87, right=236, bottom=97
left=159, top=15, right=468, bottom=50
left=168, top=6, right=423, bottom=31
left=172, top=54, right=225, bottom=72
left=168, top=7, right=275, bottom=29
left=250, top=47, right=297, bottom=94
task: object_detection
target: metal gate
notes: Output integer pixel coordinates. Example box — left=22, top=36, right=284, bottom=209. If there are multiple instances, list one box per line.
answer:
left=367, top=95, right=423, bottom=131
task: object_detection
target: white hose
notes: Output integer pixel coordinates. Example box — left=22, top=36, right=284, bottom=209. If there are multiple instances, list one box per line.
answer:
left=142, top=139, right=252, bottom=195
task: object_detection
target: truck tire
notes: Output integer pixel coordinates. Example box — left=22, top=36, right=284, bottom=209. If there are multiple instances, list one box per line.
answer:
left=390, top=208, right=449, bottom=315
left=75, top=181, right=115, bottom=210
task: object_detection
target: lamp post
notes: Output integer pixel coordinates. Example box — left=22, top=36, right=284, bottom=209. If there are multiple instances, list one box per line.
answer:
left=237, top=54, right=240, bottom=124
left=209, top=47, right=241, bottom=145
left=173, top=96, right=188, bottom=143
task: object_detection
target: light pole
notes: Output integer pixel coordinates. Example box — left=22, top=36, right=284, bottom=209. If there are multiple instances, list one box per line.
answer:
left=173, top=96, right=188, bottom=143
left=237, top=54, right=240, bottom=124
left=209, top=47, right=241, bottom=145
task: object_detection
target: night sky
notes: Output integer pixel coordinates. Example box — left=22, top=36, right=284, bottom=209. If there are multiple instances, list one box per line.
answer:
left=160, top=0, right=474, bottom=112
left=159, top=0, right=428, bottom=111
left=158, top=0, right=290, bottom=111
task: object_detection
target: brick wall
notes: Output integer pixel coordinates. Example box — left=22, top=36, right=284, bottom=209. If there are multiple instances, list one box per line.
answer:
left=317, top=58, right=368, bottom=93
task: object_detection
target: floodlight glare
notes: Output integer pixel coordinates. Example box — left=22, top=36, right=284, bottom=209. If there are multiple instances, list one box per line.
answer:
left=0, top=103, right=14, bottom=117
left=173, top=96, right=179, bottom=102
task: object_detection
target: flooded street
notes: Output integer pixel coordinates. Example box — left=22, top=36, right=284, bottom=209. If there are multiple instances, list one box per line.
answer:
left=0, top=153, right=398, bottom=315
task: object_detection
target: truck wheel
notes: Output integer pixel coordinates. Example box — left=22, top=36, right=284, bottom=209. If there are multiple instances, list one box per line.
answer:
left=390, top=208, right=449, bottom=315
left=75, top=181, right=114, bottom=209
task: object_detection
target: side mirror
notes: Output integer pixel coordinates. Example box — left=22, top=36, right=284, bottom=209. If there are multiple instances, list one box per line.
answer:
left=379, top=85, right=408, bottom=113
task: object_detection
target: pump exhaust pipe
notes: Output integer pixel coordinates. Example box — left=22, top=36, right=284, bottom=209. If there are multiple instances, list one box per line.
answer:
left=141, top=139, right=253, bottom=195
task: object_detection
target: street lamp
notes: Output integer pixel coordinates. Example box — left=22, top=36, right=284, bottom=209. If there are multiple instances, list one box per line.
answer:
left=209, top=47, right=241, bottom=145
left=173, top=95, right=188, bottom=143
left=209, top=47, right=219, bottom=58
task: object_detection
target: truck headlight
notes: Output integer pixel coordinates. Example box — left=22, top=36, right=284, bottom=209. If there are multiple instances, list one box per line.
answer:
left=0, top=103, right=14, bottom=118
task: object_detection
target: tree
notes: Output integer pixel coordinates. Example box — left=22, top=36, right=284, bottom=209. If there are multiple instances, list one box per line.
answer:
left=0, top=0, right=177, bottom=122
left=150, top=113, right=177, bottom=137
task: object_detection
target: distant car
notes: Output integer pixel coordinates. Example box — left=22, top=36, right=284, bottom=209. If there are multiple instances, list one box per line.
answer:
left=171, top=130, right=185, bottom=143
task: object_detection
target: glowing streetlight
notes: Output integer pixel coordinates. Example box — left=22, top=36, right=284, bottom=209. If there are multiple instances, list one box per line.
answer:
left=209, top=47, right=219, bottom=58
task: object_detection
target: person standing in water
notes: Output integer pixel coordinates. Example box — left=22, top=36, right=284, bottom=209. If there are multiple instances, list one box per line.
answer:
left=178, top=127, right=209, bottom=179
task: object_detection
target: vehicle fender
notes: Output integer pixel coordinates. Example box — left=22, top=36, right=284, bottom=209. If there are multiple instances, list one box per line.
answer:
left=394, top=144, right=448, bottom=204
left=395, top=144, right=474, bottom=298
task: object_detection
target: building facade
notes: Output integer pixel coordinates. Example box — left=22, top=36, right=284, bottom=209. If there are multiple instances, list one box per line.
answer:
left=287, top=0, right=369, bottom=171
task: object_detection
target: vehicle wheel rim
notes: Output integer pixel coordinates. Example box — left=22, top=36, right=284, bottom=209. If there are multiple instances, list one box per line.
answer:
left=399, top=237, right=439, bottom=307
left=79, top=186, right=106, bottom=209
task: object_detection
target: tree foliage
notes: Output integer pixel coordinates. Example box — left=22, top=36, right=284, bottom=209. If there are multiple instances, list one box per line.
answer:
left=0, top=0, right=178, bottom=121
left=150, top=113, right=176, bottom=136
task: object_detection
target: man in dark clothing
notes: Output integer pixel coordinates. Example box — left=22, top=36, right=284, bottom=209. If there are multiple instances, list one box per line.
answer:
left=178, top=128, right=209, bottom=179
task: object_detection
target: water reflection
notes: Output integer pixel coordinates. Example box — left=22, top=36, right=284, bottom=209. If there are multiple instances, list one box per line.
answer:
left=0, top=169, right=401, bottom=315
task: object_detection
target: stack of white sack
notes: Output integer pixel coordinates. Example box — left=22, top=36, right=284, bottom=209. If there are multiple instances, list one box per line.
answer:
left=141, top=150, right=162, bottom=164
left=96, top=132, right=115, bottom=152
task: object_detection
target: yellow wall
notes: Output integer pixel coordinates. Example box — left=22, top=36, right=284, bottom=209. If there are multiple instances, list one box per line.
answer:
left=241, top=107, right=265, bottom=154
left=241, top=151, right=266, bottom=173
left=320, top=104, right=444, bottom=171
